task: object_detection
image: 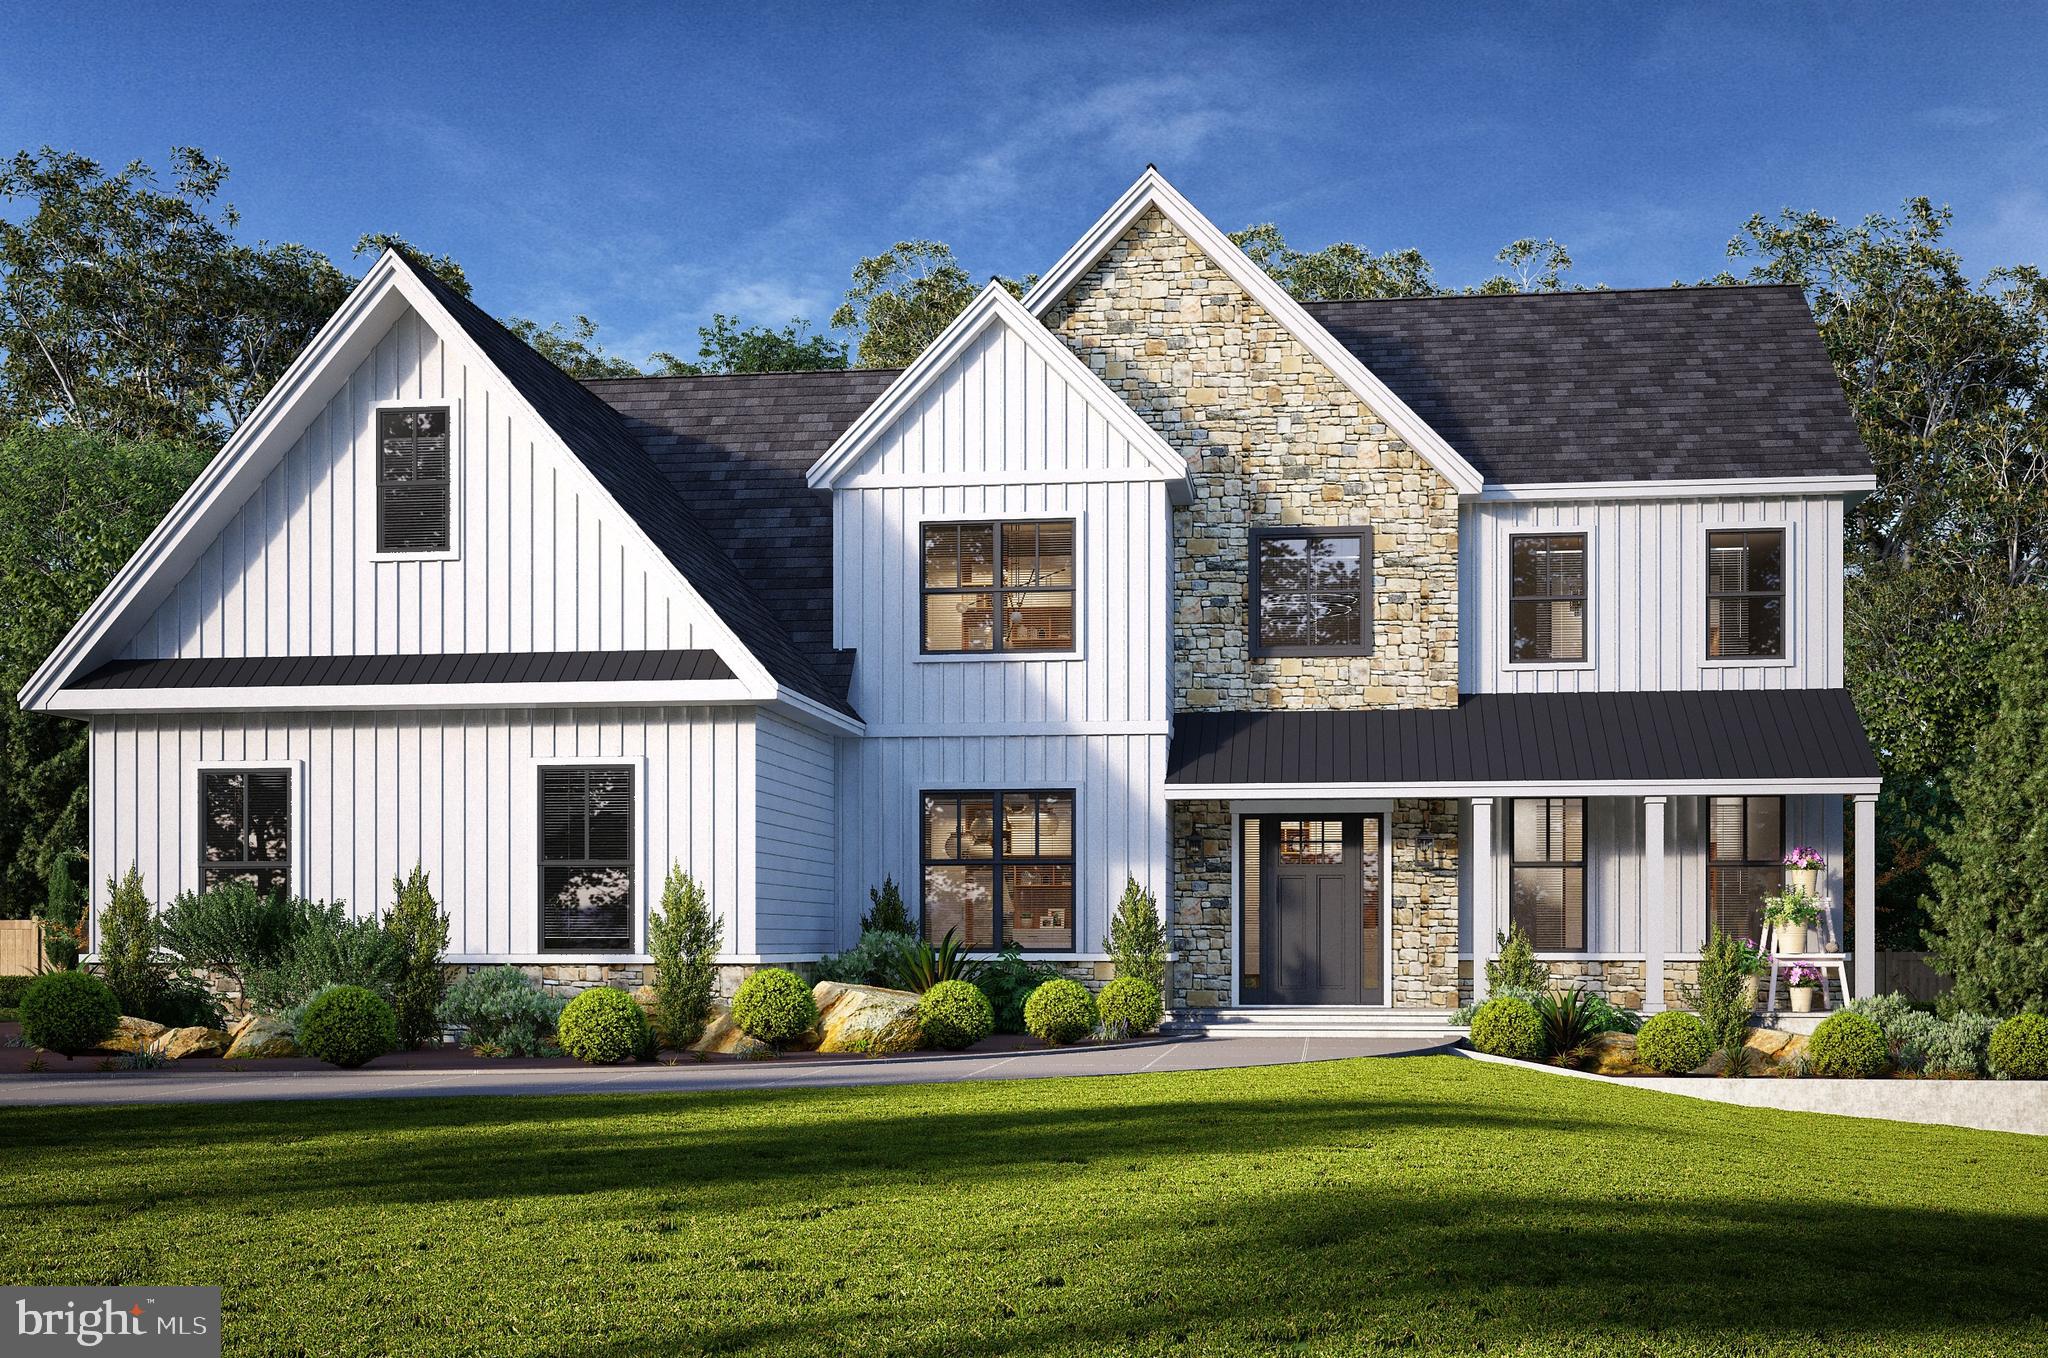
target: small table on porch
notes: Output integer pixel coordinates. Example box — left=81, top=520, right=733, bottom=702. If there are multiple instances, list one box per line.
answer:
left=1760, top=922, right=1853, bottom=1017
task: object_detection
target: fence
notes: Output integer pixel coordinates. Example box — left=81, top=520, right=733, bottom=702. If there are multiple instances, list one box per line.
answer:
left=0, top=919, right=47, bottom=977
left=1876, top=951, right=1950, bottom=1004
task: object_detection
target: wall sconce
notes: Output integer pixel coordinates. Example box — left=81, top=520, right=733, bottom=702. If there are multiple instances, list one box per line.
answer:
left=1416, top=830, right=1439, bottom=868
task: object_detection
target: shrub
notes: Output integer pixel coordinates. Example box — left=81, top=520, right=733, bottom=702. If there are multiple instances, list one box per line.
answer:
left=438, top=967, right=565, bottom=1057
left=384, top=866, right=450, bottom=1049
left=148, top=975, right=226, bottom=1030
left=1634, top=1010, right=1713, bottom=1074
left=861, top=876, right=912, bottom=934
left=814, top=929, right=917, bottom=986
left=39, top=857, right=83, bottom=971
left=918, top=980, right=995, bottom=1050
left=18, top=970, right=119, bottom=1055
left=1107, top=877, right=1167, bottom=991
left=0, top=975, right=36, bottom=1007
left=1023, top=979, right=1097, bottom=1046
left=1533, top=987, right=1607, bottom=1061
left=1451, top=983, right=1544, bottom=1027
left=1468, top=996, right=1544, bottom=1061
left=1683, top=925, right=1759, bottom=1052
left=556, top=986, right=652, bottom=1064
left=730, top=968, right=819, bottom=1048
left=1807, top=1011, right=1888, bottom=1077
left=296, top=984, right=398, bottom=1068
left=1097, top=976, right=1164, bottom=1040
left=246, top=899, right=398, bottom=1014
left=1989, top=1013, right=2048, bottom=1080
left=889, top=929, right=985, bottom=992
left=1581, top=991, right=1641, bottom=1036
left=98, top=865, right=161, bottom=1017
left=157, top=881, right=298, bottom=995
left=1486, top=923, right=1551, bottom=994
left=646, top=865, right=723, bottom=1049
left=1849, top=993, right=1994, bottom=1076
left=977, top=942, right=1060, bottom=1033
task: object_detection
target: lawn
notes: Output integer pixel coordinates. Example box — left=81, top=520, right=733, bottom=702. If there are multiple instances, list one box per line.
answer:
left=2, top=1057, right=2044, bottom=1357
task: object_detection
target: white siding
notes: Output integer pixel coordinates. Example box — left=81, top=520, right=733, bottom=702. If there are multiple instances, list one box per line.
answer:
left=1459, top=495, right=1846, bottom=692
left=88, top=705, right=763, bottom=961
left=754, top=712, right=837, bottom=954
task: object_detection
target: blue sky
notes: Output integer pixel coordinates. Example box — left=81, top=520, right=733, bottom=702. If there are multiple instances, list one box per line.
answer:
left=3, top=2, right=2043, bottom=364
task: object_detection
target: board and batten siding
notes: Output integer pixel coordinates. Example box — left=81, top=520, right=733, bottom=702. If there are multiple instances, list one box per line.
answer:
left=753, top=712, right=837, bottom=953
left=120, top=307, right=710, bottom=662
left=1458, top=495, right=1846, bottom=692
left=87, top=705, right=775, bottom=961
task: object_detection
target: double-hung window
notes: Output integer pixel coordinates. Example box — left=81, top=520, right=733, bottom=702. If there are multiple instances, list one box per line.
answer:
left=1509, top=798, right=1585, bottom=951
left=376, top=406, right=453, bottom=554
left=540, top=766, right=636, bottom=952
left=200, top=769, right=291, bottom=895
left=1706, top=529, right=1784, bottom=659
left=1509, top=533, right=1587, bottom=663
left=921, top=790, right=1075, bottom=950
left=1251, top=526, right=1372, bottom=656
left=921, top=521, right=1075, bottom=653
left=1707, top=795, right=1784, bottom=942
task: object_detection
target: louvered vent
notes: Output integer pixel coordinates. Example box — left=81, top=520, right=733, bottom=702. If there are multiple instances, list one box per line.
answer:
left=377, top=407, right=452, bottom=553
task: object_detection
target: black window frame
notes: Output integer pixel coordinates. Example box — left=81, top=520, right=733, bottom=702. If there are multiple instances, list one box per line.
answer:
left=538, top=764, right=637, bottom=954
left=1705, top=528, right=1786, bottom=660
left=1706, top=794, right=1785, bottom=943
left=1248, top=524, right=1375, bottom=658
left=1508, top=796, right=1586, bottom=952
left=198, top=767, right=292, bottom=896
left=1507, top=532, right=1589, bottom=664
left=375, top=405, right=454, bottom=556
left=919, top=519, right=1077, bottom=655
left=919, top=788, right=1077, bottom=952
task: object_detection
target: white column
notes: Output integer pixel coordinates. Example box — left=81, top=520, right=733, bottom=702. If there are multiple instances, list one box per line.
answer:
left=1854, top=793, right=1878, bottom=997
left=1642, top=796, right=1668, bottom=1013
left=1469, top=797, right=1495, bottom=1005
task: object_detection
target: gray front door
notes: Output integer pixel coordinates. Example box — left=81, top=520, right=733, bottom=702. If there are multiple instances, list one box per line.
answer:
left=1262, top=817, right=1367, bottom=1005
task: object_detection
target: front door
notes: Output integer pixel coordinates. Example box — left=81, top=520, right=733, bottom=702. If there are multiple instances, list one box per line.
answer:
left=1257, top=816, right=1383, bottom=1005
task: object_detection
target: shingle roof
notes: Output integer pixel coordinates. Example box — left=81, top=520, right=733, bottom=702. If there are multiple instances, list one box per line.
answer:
left=1305, top=285, right=1870, bottom=484
left=398, top=256, right=856, bottom=716
left=1167, top=690, right=1880, bottom=787
left=76, top=650, right=733, bottom=690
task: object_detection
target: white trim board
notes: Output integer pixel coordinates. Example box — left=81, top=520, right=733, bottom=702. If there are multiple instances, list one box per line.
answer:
left=1476, top=475, right=1877, bottom=503
left=1166, top=778, right=1883, bottom=800
left=44, top=679, right=761, bottom=716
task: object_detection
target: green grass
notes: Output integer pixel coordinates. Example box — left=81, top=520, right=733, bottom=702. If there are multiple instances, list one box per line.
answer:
left=2, top=1056, right=2045, bottom=1356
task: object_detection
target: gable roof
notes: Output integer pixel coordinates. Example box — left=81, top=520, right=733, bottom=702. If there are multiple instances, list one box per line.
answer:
left=1306, top=286, right=1873, bottom=488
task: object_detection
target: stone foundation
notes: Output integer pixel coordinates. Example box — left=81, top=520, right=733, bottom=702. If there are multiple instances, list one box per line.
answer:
left=445, top=961, right=813, bottom=1002
left=1540, top=959, right=1649, bottom=1011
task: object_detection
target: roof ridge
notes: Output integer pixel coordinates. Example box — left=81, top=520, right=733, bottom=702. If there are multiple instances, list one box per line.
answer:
left=581, top=367, right=903, bottom=386
left=1304, top=282, right=1801, bottom=306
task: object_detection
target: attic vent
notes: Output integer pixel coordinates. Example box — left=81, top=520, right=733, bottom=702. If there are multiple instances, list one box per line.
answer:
left=377, top=407, right=452, bottom=554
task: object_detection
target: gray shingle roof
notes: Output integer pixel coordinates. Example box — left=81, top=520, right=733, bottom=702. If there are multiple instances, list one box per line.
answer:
left=1305, top=285, right=1871, bottom=484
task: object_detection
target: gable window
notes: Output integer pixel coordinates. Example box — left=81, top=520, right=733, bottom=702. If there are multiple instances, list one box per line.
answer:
left=1251, top=526, right=1372, bottom=657
left=540, top=766, right=635, bottom=952
left=376, top=407, right=453, bottom=554
left=200, top=769, right=291, bottom=895
left=921, top=790, right=1074, bottom=950
left=1509, top=798, right=1585, bottom=951
left=1707, top=795, right=1784, bottom=943
left=921, top=521, right=1075, bottom=654
left=1509, top=534, right=1587, bottom=663
left=1706, top=529, right=1784, bottom=658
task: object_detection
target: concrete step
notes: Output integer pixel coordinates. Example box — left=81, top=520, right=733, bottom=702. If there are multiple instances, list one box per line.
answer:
left=1169, top=1006, right=1470, bottom=1039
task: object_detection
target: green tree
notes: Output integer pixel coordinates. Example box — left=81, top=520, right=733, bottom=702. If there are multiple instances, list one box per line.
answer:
left=1923, top=606, right=2048, bottom=1015
left=832, top=240, right=1032, bottom=368
left=646, top=864, right=722, bottom=1048
left=353, top=231, right=471, bottom=297
left=384, top=865, right=450, bottom=1048
left=860, top=876, right=911, bottom=935
left=1106, top=877, right=1167, bottom=990
left=503, top=314, right=645, bottom=379
left=1229, top=223, right=1445, bottom=300
left=1471, top=238, right=1576, bottom=294
left=653, top=313, right=847, bottom=375
left=98, top=864, right=159, bottom=1017
left=39, top=853, right=82, bottom=970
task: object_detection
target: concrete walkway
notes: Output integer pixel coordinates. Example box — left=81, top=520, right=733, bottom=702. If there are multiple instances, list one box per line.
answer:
left=0, top=1034, right=1459, bottom=1108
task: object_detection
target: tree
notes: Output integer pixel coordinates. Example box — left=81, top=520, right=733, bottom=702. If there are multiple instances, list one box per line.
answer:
left=832, top=240, right=1032, bottom=368
left=502, top=314, right=645, bottom=379
left=1471, top=238, right=1576, bottom=294
left=0, top=423, right=212, bottom=917
left=646, top=864, right=722, bottom=1049
left=353, top=231, right=471, bottom=297
left=653, top=313, right=847, bottom=375
left=98, top=864, right=159, bottom=1017
left=860, top=876, right=911, bottom=935
left=1229, top=223, right=1445, bottom=300
left=384, top=864, right=450, bottom=1048
left=1106, top=877, right=1167, bottom=990
left=1923, top=606, right=2048, bottom=1015
left=39, top=854, right=81, bottom=970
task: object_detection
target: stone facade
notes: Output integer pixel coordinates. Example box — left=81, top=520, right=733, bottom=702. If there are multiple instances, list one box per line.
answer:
left=1169, top=800, right=1235, bottom=1010
left=447, top=961, right=811, bottom=1002
left=1390, top=800, right=1462, bottom=1009
left=1539, top=959, right=1649, bottom=1012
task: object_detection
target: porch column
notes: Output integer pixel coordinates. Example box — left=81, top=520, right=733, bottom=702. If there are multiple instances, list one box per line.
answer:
left=1469, top=797, right=1496, bottom=1005
left=1854, top=793, right=1878, bottom=997
left=1641, top=796, right=1668, bottom=1013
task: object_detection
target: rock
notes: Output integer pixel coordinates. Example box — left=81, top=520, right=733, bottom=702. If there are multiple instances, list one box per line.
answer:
left=95, top=1016, right=168, bottom=1054
left=224, top=1014, right=298, bottom=1059
left=687, top=1002, right=770, bottom=1057
left=152, top=1026, right=230, bottom=1060
left=807, top=982, right=922, bottom=1055
left=1583, top=1031, right=1638, bottom=1075
left=630, top=985, right=660, bottom=1025
left=1745, top=1028, right=1801, bottom=1062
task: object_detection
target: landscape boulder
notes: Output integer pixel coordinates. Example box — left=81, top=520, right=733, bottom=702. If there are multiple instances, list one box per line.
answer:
left=804, top=982, right=922, bottom=1055
left=152, top=1026, right=230, bottom=1060
left=687, top=1002, right=770, bottom=1058
left=95, top=1016, right=169, bottom=1055
left=224, top=1014, right=299, bottom=1059
left=1693, top=1027, right=1810, bottom=1076
left=1582, top=1031, right=1639, bottom=1075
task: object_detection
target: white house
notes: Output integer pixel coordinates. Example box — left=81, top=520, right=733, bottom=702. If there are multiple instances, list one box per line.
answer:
left=21, top=169, right=1882, bottom=1027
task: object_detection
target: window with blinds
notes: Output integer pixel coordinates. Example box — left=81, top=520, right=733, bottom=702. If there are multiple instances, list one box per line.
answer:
left=920, top=521, right=1076, bottom=653
left=376, top=407, right=453, bottom=554
left=1707, top=529, right=1784, bottom=658
left=920, top=790, right=1075, bottom=949
left=1707, top=795, right=1784, bottom=942
left=1251, top=527, right=1372, bottom=656
left=539, top=766, right=635, bottom=952
left=1509, top=798, right=1585, bottom=950
left=200, top=769, right=291, bottom=895
left=1509, top=534, right=1587, bottom=663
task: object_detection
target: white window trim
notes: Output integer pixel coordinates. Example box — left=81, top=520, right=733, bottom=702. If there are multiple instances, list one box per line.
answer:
left=193, top=757, right=306, bottom=901
left=531, top=754, right=648, bottom=957
left=1504, top=526, right=1597, bottom=672
left=367, top=397, right=463, bottom=564
left=1701, top=518, right=1795, bottom=669
left=911, top=510, right=1085, bottom=664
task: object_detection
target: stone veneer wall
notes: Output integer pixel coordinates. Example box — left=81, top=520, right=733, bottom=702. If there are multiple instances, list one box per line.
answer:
left=1170, top=800, right=1235, bottom=1010
left=1044, top=206, right=1461, bottom=712
left=1391, top=800, right=1462, bottom=1009
left=447, top=962, right=812, bottom=1003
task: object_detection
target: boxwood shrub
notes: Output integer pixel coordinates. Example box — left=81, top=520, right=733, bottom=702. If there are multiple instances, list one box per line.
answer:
left=557, top=986, right=652, bottom=1064
left=1097, top=976, right=1164, bottom=1040
left=918, top=979, right=994, bottom=1050
left=18, top=970, right=119, bottom=1055
left=1468, top=996, right=1544, bottom=1062
left=1634, top=1010, right=1713, bottom=1074
left=1807, top=1010, right=1888, bottom=1078
left=730, top=968, right=818, bottom=1048
left=437, top=967, right=566, bottom=1056
left=1023, top=978, right=1097, bottom=1046
left=1988, top=1013, right=2048, bottom=1080
left=296, top=984, right=399, bottom=1068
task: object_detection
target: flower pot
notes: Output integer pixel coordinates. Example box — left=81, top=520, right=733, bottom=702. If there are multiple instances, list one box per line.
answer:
left=1784, top=866, right=1822, bottom=900
left=1741, top=976, right=1760, bottom=1011
left=1789, top=985, right=1818, bottom=1014
left=1774, top=923, right=1811, bottom=956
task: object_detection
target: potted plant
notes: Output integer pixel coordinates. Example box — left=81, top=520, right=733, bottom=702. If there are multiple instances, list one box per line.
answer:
left=1782, top=846, right=1825, bottom=902
left=1733, top=936, right=1768, bottom=1010
left=1763, top=888, right=1822, bottom=955
left=1785, top=963, right=1823, bottom=1014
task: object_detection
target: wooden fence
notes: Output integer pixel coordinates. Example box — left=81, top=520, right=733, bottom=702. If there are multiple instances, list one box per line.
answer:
left=1875, top=951, right=1950, bottom=1004
left=0, top=919, right=47, bottom=977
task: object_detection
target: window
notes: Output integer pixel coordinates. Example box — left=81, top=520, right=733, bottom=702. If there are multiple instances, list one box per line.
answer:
left=921, top=521, right=1075, bottom=653
left=1707, top=795, right=1784, bottom=942
left=1706, top=529, right=1784, bottom=658
left=1510, top=798, right=1585, bottom=951
left=200, top=769, right=291, bottom=894
left=1509, top=534, right=1587, bottom=663
left=540, top=766, right=635, bottom=952
left=921, top=790, right=1075, bottom=949
left=1240, top=823, right=1262, bottom=994
left=376, top=406, right=452, bottom=554
left=1251, top=527, right=1372, bottom=656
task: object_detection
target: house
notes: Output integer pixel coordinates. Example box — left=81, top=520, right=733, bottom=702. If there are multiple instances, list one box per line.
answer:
left=19, top=169, right=1882, bottom=1028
